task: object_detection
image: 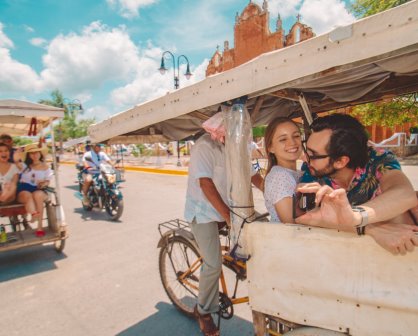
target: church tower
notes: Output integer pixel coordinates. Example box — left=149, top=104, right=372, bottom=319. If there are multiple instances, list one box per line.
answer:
left=206, top=2, right=315, bottom=76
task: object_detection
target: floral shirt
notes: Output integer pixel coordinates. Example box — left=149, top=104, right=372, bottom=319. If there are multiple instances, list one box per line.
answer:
left=300, top=148, right=401, bottom=206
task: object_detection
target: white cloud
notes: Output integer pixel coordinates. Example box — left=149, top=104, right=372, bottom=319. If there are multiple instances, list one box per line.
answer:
left=155, top=1, right=236, bottom=54
left=0, top=48, right=42, bottom=93
left=23, top=25, right=35, bottom=33
left=0, top=24, right=42, bottom=93
left=1, top=19, right=209, bottom=120
left=39, top=21, right=140, bottom=94
left=263, top=0, right=302, bottom=18
left=0, top=23, right=14, bottom=48
left=106, top=0, right=157, bottom=19
left=300, top=0, right=355, bottom=35
left=85, top=105, right=111, bottom=121
left=30, top=37, right=48, bottom=47
left=75, top=93, right=92, bottom=105
left=110, top=48, right=208, bottom=109
left=253, top=0, right=355, bottom=35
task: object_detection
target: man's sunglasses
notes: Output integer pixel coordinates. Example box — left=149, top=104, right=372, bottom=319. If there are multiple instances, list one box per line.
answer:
left=301, top=140, right=330, bottom=163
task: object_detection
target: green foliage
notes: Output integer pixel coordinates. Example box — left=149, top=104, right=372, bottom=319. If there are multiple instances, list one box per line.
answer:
left=348, top=1, right=417, bottom=129
left=253, top=126, right=266, bottom=137
left=350, top=94, right=418, bottom=129
left=410, top=126, right=418, bottom=134
left=351, top=0, right=411, bottom=18
left=38, top=89, right=65, bottom=110
left=131, top=145, right=141, bottom=157
left=39, top=90, right=95, bottom=141
left=13, top=137, right=33, bottom=146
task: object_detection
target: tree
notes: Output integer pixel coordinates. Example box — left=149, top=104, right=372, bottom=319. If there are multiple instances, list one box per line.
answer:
left=350, top=93, right=418, bottom=130
left=349, top=0, right=417, bottom=130
left=39, top=90, right=95, bottom=142
left=38, top=89, right=64, bottom=110
left=351, top=0, right=411, bottom=17
left=252, top=126, right=266, bottom=138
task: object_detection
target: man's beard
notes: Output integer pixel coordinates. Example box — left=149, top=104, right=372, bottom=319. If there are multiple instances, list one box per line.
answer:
left=309, top=163, right=337, bottom=178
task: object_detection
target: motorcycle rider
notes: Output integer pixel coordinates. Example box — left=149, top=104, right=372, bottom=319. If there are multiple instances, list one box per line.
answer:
left=81, top=143, right=112, bottom=206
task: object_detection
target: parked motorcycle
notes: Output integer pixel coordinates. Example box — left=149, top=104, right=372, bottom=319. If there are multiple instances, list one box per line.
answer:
left=75, top=158, right=124, bottom=221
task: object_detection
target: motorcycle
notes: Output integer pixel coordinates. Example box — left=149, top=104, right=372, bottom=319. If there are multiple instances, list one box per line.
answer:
left=75, top=158, right=124, bottom=221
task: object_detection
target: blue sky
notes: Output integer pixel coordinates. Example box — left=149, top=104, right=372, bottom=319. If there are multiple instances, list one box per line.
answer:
left=0, top=0, right=355, bottom=121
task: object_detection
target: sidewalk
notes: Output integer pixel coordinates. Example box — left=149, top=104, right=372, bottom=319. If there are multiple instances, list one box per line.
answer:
left=60, top=154, right=190, bottom=176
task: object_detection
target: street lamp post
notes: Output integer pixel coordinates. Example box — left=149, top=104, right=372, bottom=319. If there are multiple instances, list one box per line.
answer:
left=158, top=50, right=192, bottom=166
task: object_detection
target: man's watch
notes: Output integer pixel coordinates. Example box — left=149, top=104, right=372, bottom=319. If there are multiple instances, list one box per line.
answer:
left=352, top=206, right=368, bottom=236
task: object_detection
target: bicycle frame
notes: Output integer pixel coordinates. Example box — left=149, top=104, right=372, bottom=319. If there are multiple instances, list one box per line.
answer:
left=158, top=219, right=249, bottom=318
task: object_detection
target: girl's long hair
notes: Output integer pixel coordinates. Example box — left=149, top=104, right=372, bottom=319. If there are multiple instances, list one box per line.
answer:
left=264, top=117, right=299, bottom=175
left=24, top=152, right=44, bottom=172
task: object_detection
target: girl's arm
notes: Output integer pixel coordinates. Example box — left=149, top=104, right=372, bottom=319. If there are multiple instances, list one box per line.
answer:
left=274, top=197, right=295, bottom=224
left=37, top=165, right=53, bottom=188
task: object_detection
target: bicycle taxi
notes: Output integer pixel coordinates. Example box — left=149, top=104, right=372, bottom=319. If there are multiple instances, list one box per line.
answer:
left=89, top=2, right=418, bottom=335
left=0, top=99, right=67, bottom=253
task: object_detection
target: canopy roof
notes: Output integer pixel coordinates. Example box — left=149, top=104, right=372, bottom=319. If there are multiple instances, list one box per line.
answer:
left=89, top=1, right=418, bottom=144
left=63, top=136, right=90, bottom=149
left=0, top=99, right=64, bottom=136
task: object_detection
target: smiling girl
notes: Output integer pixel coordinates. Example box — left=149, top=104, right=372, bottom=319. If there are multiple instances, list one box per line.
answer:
left=16, top=144, right=53, bottom=237
left=263, top=117, right=303, bottom=223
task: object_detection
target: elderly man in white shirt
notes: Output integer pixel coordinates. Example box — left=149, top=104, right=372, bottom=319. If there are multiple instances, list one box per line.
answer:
left=184, top=114, right=263, bottom=336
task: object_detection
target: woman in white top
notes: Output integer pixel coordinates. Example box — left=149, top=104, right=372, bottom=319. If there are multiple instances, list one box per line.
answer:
left=0, top=142, right=19, bottom=203
left=16, top=144, right=53, bottom=237
left=263, top=117, right=303, bottom=223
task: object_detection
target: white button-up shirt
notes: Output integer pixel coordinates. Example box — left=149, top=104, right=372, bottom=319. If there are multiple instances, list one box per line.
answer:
left=184, top=134, right=227, bottom=224
left=82, top=150, right=110, bottom=169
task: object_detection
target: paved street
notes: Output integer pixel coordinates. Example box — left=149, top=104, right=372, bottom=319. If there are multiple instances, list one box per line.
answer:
left=0, top=165, right=266, bottom=336
left=0, top=163, right=417, bottom=336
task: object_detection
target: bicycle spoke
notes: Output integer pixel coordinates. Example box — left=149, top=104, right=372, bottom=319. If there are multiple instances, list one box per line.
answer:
left=159, top=237, right=201, bottom=315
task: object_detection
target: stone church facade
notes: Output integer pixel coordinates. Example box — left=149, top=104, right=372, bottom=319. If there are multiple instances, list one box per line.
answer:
left=206, top=0, right=315, bottom=76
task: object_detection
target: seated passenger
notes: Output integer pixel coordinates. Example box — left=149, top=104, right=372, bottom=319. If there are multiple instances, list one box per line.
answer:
left=295, top=114, right=418, bottom=254
left=0, top=133, right=20, bottom=164
left=16, top=144, right=53, bottom=237
left=263, top=117, right=302, bottom=223
left=0, top=142, right=19, bottom=203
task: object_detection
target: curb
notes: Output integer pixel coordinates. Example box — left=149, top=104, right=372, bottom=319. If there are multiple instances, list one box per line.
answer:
left=58, top=161, right=189, bottom=176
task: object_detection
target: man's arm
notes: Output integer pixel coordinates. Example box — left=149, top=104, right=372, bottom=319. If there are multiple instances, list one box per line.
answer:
left=251, top=173, right=264, bottom=192
left=365, top=223, right=418, bottom=255
left=199, top=177, right=230, bottom=226
left=82, top=152, right=91, bottom=169
left=294, top=184, right=418, bottom=254
left=296, top=170, right=417, bottom=229
left=359, top=170, right=417, bottom=224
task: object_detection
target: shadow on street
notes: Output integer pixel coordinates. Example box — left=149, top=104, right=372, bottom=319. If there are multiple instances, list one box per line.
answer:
left=117, top=302, right=255, bottom=336
left=73, top=207, right=123, bottom=223
left=0, top=245, right=67, bottom=282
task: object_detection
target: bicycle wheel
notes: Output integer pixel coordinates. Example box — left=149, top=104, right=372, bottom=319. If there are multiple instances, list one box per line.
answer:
left=159, top=236, right=201, bottom=316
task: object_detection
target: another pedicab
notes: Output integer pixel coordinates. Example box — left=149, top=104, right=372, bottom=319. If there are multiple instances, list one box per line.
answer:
left=0, top=99, right=67, bottom=253
left=89, top=2, right=418, bottom=335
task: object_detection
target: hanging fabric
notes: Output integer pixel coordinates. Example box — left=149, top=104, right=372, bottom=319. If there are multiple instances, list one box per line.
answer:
left=28, top=117, right=37, bottom=136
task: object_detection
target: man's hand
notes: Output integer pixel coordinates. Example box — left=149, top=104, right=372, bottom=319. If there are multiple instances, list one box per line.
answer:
left=199, top=177, right=231, bottom=226
left=37, top=180, right=49, bottom=190
left=295, top=185, right=358, bottom=232
left=366, top=223, right=418, bottom=255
